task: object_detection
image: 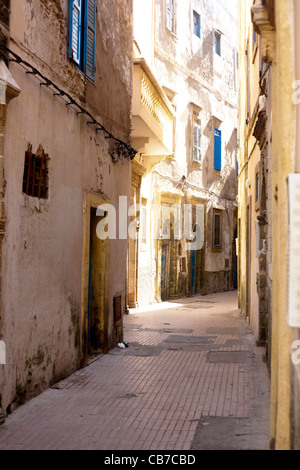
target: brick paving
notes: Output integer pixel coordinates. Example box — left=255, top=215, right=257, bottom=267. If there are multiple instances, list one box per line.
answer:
left=0, top=291, right=270, bottom=450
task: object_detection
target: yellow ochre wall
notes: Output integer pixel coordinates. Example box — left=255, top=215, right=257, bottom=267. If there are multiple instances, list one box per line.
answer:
left=239, top=0, right=300, bottom=450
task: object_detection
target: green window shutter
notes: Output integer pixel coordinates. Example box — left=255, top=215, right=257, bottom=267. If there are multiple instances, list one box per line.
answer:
left=69, top=0, right=82, bottom=65
left=83, top=0, right=96, bottom=80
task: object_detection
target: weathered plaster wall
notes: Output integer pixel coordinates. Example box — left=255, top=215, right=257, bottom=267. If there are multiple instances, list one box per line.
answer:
left=240, top=0, right=300, bottom=450
left=270, top=0, right=298, bottom=451
left=0, top=0, right=133, bottom=414
left=238, top=0, right=261, bottom=336
left=9, top=0, right=133, bottom=140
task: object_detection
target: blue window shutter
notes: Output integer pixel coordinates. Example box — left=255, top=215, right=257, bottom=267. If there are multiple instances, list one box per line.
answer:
left=193, top=11, right=201, bottom=38
left=83, top=0, right=96, bottom=80
left=214, top=128, right=222, bottom=171
left=69, top=0, right=82, bottom=64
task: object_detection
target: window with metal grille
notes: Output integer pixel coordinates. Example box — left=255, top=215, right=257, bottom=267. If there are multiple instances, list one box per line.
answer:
left=22, top=145, right=49, bottom=199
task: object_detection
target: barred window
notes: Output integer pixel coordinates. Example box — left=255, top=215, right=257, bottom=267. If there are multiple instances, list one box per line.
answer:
left=22, top=145, right=49, bottom=199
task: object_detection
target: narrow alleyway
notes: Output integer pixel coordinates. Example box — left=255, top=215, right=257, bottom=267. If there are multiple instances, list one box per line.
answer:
left=0, top=292, right=270, bottom=451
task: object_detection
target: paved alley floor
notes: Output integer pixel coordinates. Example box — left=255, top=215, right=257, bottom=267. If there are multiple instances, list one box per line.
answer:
left=0, top=291, right=270, bottom=450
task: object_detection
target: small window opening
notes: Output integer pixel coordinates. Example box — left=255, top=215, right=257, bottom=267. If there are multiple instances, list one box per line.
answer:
left=213, top=212, right=222, bottom=250
left=22, top=144, right=49, bottom=199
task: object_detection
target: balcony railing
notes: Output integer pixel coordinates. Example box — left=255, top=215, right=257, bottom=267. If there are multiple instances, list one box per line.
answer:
left=132, top=59, right=175, bottom=157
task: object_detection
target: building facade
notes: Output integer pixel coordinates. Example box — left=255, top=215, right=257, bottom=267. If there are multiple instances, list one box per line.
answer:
left=130, top=0, right=239, bottom=309
left=238, top=0, right=300, bottom=450
left=238, top=0, right=273, bottom=357
left=0, top=0, right=135, bottom=417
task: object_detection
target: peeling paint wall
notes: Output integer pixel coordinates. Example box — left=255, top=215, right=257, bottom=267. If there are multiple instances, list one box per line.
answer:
left=0, top=0, right=133, bottom=415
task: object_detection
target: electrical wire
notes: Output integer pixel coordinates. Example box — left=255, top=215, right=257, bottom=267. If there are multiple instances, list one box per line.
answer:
left=0, top=43, right=137, bottom=161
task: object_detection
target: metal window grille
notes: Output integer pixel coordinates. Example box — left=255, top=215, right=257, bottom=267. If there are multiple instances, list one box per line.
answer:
left=22, top=145, right=49, bottom=199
